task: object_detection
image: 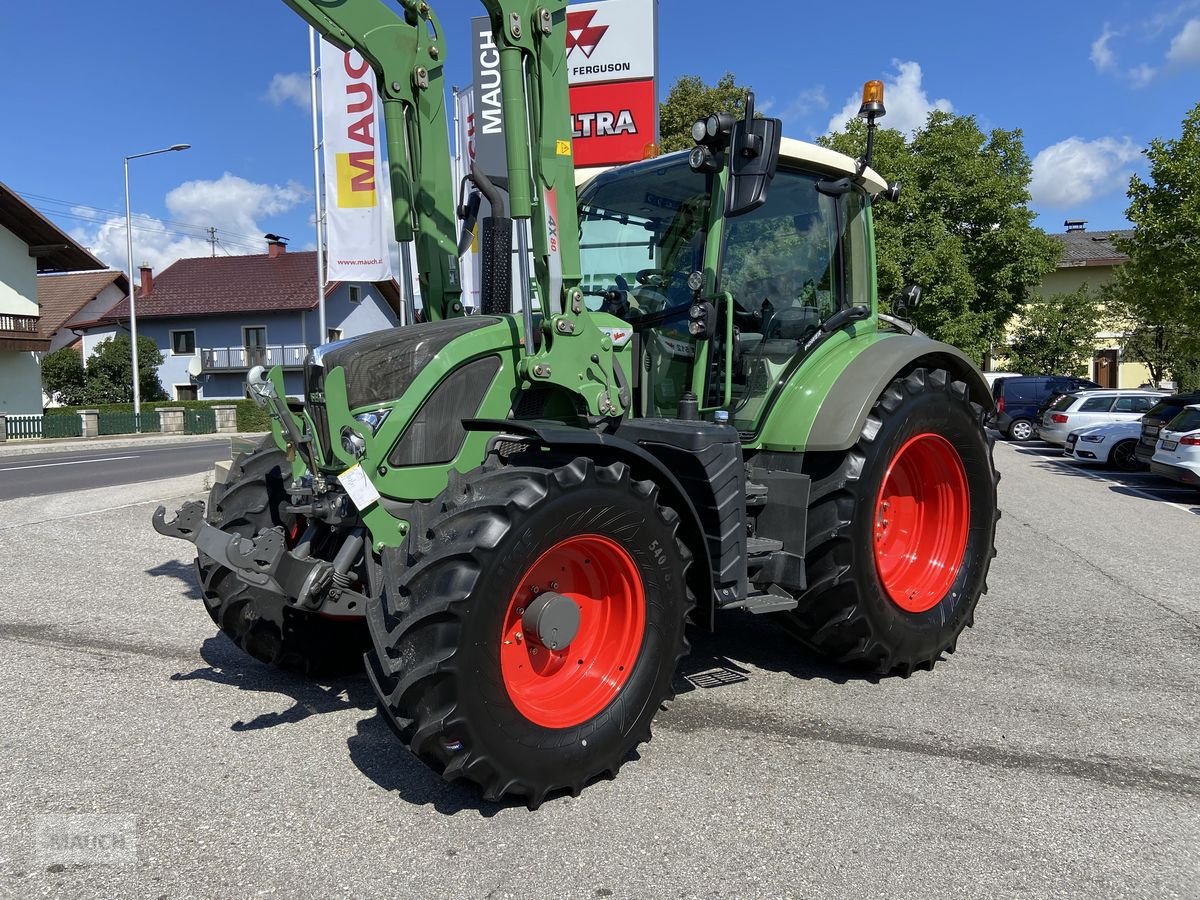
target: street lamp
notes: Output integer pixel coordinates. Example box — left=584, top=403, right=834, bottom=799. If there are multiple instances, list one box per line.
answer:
left=125, top=143, right=190, bottom=424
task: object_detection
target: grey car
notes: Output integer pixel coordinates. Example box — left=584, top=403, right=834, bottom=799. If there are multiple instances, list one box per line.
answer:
left=1036, top=390, right=1167, bottom=445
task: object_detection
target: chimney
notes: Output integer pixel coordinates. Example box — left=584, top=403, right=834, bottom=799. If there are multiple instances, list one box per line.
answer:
left=1064, top=219, right=1087, bottom=233
left=265, top=233, right=289, bottom=257
left=139, top=263, right=153, bottom=297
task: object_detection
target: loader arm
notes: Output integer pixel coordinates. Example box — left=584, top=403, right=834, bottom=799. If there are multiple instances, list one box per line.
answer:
left=282, top=0, right=464, bottom=319
left=284, top=0, right=625, bottom=418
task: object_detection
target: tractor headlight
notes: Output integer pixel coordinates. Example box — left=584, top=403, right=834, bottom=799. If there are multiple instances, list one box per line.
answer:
left=353, top=409, right=390, bottom=434
left=341, top=426, right=367, bottom=459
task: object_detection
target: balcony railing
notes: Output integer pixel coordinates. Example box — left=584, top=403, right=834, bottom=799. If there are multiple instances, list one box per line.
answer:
left=199, top=344, right=311, bottom=371
left=0, top=313, right=39, bottom=333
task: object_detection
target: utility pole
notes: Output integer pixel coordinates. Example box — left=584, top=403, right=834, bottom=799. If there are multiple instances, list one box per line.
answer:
left=207, top=227, right=218, bottom=257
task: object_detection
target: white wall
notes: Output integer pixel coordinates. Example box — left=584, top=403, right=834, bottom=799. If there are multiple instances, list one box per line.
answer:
left=50, top=281, right=125, bottom=352
left=0, top=224, right=38, bottom=318
left=82, top=327, right=118, bottom=360
left=0, top=351, right=44, bottom=414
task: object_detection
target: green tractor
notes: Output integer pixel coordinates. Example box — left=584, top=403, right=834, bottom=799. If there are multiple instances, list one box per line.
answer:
left=154, top=0, right=997, bottom=807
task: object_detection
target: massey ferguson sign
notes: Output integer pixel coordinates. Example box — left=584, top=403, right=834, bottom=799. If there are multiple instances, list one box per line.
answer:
left=565, top=1, right=655, bottom=86
left=472, top=0, right=658, bottom=173
left=566, top=0, right=657, bottom=167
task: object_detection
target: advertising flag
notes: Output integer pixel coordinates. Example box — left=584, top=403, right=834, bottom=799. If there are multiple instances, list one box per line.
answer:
left=319, top=38, right=394, bottom=282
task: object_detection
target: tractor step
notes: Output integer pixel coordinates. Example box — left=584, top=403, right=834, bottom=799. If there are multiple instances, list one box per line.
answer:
left=722, top=589, right=798, bottom=614
left=746, top=536, right=784, bottom=556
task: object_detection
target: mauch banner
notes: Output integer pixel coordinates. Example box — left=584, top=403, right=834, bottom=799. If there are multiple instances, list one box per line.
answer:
left=319, top=38, right=394, bottom=282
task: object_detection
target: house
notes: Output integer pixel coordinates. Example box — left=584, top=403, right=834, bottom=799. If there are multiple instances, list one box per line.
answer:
left=93, top=236, right=407, bottom=400
left=36, top=269, right=130, bottom=353
left=1041, top=220, right=1151, bottom=389
left=0, top=180, right=106, bottom=414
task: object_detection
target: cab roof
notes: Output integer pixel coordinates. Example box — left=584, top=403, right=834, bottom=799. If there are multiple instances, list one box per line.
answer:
left=575, top=137, right=889, bottom=195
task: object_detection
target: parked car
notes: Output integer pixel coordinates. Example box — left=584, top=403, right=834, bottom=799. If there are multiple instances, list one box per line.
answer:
left=1036, top=390, right=1167, bottom=445
left=982, top=371, right=1023, bottom=389
left=1134, top=392, right=1200, bottom=466
left=990, top=375, right=1101, bottom=441
left=1063, top=420, right=1145, bottom=471
left=1149, top=404, right=1200, bottom=487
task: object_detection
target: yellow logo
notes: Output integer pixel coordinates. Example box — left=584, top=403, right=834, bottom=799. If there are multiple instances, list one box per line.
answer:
left=556, top=139, right=572, bottom=156
left=335, top=151, right=377, bottom=208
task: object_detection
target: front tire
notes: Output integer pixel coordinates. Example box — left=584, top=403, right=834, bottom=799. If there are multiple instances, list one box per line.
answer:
left=1109, top=438, right=1140, bottom=472
left=785, top=368, right=999, bottom=675
left=196, top=443, right=368, bottom=674
left=365, top=458, right=692, bottom=807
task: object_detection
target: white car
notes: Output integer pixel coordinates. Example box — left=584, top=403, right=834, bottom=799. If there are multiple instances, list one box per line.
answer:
left=1150, top=404, right=1200, bottom=487
left=1063, top=420, right=1144, bottom=471
left=1036, top=389, right=1167, bottom=446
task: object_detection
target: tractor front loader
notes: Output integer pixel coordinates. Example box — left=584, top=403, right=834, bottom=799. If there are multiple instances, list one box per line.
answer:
left=153, top=0, right=998, bottom=807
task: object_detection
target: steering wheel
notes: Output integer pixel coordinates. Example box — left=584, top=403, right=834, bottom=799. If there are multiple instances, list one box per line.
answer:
left=636, top=268, right=688, bottom=288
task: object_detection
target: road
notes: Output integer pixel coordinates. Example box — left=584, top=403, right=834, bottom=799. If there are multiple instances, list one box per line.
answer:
left=0, top=442, right=1197, bottom=899
left=0, top=439, right=230, bottom=501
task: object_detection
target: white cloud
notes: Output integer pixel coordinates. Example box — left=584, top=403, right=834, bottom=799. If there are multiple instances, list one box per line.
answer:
left=71, top=173, right=310, bottom=274
left=1090, top=25, right=1120, bottom=71
left=1029, top=137, right=1142, bottom=208
left=264, top=72, right=310, bottom=110
left=825, top=61, right=952, bottom=136
left=1166, top=17, right=1200, bottom=64
left=1128, top=63, right=1158, bottom=86
left=781, top=86, right=828, bottom=122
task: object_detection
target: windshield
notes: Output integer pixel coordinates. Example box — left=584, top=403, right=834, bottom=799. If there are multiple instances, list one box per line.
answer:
left=578, top=157, right=709, bottom=416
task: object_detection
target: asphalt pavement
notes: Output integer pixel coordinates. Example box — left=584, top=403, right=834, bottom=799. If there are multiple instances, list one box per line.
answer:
left=0, top=439, right=231, bottom=501
left=0, top=443, right=1197, bottom=899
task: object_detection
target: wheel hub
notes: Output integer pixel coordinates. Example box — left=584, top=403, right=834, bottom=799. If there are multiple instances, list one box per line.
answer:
left=500, top=534, right=645, bottom=729
left=522, top=592, right=581, bottom=650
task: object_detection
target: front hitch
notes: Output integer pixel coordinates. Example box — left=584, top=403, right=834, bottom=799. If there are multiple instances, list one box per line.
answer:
left=152, top=502, right=364, bottom=616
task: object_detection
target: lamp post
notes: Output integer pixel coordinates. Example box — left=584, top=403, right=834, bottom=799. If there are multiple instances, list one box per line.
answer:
left=125, top=143, right=190, bottom=423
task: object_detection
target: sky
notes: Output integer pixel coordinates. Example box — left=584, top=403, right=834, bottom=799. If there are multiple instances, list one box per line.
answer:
left=2, top=0, right=1198, bottom=278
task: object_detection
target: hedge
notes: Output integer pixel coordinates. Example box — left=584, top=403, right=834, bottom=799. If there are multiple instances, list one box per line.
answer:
left=44, top=399, right=271, bottom=433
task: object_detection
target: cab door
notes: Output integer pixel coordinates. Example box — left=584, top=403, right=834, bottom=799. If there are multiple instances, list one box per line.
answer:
left=707, top=167, right=871, bottom=431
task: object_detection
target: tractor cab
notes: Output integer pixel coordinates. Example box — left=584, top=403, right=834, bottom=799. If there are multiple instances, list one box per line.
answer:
left=577, top=138, right=885, bottom=432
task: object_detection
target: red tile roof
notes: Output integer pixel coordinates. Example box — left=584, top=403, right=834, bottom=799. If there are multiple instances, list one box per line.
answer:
left=36, top=270, right=128, bottom=339
left=102, top=251, right=401, bottom=321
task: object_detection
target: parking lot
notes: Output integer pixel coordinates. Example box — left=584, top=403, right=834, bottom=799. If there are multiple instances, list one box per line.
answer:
left=1008, top=435, right=1200, bottom=516
left=1, top=441, right=1197, bottom=899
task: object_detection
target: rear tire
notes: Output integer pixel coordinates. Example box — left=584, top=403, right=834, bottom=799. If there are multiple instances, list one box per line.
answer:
left=196, top=443, right=368, bottom=675
left=785, top=368, right=999, bottom=675
left=365, top=458, right=692, bottom=807
left=1007, top=418, right=1034, bottom=441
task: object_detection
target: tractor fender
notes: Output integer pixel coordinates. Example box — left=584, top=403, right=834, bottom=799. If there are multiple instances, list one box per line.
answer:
left=465, top=418, right=716, bottom=596
left=755, top=332, right=992, bottom=454
left=807, top=334, right=992, bottom=452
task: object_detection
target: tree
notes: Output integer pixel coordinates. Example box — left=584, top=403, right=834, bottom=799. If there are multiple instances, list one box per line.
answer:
left=41, top=336, right=168, bottom=406
left=1004, top=285, right=1103, bottom=375
left=1103, top=101, right=1200, bottom=391
left=820, top=112, right=1060, bottom=362
left=82, top=334, right=168, bottom=404
left=41, top=347, right=87, bottom=406
left=659, top=72, right=753, bottom=153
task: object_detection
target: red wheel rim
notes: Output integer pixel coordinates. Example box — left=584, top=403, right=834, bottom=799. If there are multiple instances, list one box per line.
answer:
left=500, top=534, right=645, bottom=729
left=873, top=433, right=970, bottom=613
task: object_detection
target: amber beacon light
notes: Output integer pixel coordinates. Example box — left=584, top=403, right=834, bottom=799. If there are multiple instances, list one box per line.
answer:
left=859, top=80, right=886, bottom=118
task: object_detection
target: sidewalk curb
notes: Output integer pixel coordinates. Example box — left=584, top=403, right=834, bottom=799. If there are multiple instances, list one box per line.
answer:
left=0, top=432, right=268, bottom=458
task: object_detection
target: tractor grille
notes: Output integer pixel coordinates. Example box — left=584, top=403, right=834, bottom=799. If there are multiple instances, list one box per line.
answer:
left=304, top=358, right=331, bottom=460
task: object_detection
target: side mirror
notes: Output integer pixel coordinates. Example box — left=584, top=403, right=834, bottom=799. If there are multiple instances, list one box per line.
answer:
left=726, top=93, right=782, bottom=218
